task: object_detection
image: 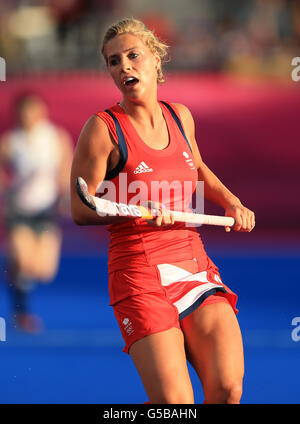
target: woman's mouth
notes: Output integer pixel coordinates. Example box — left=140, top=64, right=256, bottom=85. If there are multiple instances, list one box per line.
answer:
left=123, top=76, right=139, bottom=87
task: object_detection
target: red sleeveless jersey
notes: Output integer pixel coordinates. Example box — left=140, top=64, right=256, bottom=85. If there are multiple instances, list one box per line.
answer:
left=96, top=101, right=208, bottom=273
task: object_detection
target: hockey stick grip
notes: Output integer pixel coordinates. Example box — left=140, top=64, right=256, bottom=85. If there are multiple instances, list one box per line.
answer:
left=171, top=210, right=235, bottom=227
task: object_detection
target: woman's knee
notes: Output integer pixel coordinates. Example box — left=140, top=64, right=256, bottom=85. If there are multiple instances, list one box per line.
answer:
left=150, top=383, right=194, bottom=404
left=205, top=379, right=243, bottom=404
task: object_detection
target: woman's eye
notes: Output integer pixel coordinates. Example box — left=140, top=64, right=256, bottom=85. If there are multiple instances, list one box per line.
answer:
left=109, top=58, right=119, bottom=66
left=129, top=52, right=138, bottom=59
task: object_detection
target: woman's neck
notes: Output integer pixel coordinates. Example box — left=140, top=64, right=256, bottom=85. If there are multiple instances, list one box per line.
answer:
left=119, top=96, right=162, bottom=129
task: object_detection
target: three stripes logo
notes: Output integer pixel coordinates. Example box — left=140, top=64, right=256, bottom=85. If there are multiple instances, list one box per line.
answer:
left=133, top=161, right=153, bottom=174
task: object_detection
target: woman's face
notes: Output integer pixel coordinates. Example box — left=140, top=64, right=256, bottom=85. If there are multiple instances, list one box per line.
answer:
left=104, top=33, right=160, bottom=101
left=17, top=97, right=47, bottom=130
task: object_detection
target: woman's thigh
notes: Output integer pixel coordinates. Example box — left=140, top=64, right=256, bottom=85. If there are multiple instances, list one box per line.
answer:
left=36, top=227, right=62, bottom=281
left=129, top=327, right=194, bottom=404
left=180, top=301, right=244, bottom=403
left=9, top=225, right=38, bottom=273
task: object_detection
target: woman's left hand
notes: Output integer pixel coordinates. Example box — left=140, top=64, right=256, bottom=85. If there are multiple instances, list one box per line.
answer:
left=144, top=201, right=175, bottom=227
left=224, top=202, right=255, bottom=233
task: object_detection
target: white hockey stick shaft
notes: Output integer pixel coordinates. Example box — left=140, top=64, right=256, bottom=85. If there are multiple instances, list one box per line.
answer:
left=76, top=177, right=235, bottom=227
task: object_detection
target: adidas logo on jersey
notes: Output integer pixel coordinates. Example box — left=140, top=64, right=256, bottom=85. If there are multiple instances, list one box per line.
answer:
left=133, top=161, right=153, bottom=174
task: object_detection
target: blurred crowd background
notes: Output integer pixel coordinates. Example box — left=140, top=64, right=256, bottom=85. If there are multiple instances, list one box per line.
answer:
left=0, top=0, right=300, bottom=404
left=0, top=0, right=299, bottom=78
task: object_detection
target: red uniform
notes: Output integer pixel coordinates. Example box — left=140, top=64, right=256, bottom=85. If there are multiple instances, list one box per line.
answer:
left=96, top=101, right=238, bottom=353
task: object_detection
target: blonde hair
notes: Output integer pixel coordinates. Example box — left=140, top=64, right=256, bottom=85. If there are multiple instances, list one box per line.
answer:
left=101, top=17, right=169, bottom=83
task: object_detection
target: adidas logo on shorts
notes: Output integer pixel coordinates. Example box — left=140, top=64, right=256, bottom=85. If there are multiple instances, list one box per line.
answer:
left=133, top=161, right=153, bottom=174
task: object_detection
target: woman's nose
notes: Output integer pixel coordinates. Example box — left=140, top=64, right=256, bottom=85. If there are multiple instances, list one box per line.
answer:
left=120, top=57, right=131, bottom=71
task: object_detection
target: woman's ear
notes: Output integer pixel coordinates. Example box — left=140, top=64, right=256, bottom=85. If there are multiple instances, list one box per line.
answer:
left=154, top=52, right=161, bottom=70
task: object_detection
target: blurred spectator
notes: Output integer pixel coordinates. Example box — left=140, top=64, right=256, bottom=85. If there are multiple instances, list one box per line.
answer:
left=0, top=93, right=73, bottom=333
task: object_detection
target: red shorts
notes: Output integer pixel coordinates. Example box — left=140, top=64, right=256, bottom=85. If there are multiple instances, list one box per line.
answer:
left=110, top=257, right=238, bottom=354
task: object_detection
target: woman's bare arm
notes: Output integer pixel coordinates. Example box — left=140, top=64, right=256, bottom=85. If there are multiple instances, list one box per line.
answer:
left=70, top=115, right=129, bottom=226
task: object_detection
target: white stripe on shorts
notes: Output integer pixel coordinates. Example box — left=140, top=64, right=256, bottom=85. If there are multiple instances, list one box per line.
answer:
left=156, top=263, right=192, bottom=286
left=174, top=282, right=224, bottom=315
left=157, top=263, right=220, bottom=287
left=157, top=262, right=225, bottom=316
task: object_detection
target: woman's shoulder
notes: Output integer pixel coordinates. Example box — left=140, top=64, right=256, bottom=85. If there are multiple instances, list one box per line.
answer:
left=76, top=109, right=122, bottom=160
left=0, top=129, right=20, bottom=160
left=95, top=104, right=120, bottom=118
left=77, top=113, right=115, bottom=152
left=166, top=102, right=195, bottom=134
left=169, top=103, right=193, bottom=119
left=80, top=114, right=110, bottom=136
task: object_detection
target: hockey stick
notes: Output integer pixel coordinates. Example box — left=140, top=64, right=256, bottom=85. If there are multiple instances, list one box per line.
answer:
left=76, top=177, right=235, bottom=227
